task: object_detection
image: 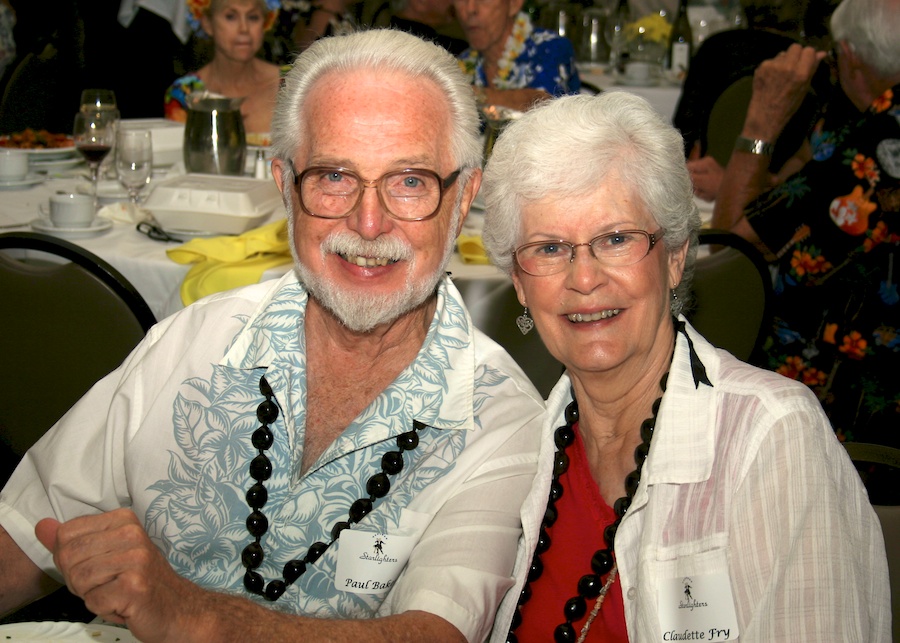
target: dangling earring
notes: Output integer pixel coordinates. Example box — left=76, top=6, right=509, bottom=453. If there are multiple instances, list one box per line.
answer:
left=671, top=288, right=678, bottom=302
left=516, top=307, right=534, bottom=335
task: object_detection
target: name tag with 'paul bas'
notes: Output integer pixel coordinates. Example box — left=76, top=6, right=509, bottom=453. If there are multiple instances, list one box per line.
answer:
left=658, top=572, right=740, bottom=641
left=335, top=530, right=417, bottom=594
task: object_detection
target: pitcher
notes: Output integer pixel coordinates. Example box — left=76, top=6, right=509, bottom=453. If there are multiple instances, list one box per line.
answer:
left=183, top=94, right=247, bottom=176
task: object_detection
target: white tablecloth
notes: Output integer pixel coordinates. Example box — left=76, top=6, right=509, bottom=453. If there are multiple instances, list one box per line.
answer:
left=578, top=64, right=682, bottom=124
left=0, top=177, right=506, bottom=322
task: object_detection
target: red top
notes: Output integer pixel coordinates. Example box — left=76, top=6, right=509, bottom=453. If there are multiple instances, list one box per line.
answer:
left=517, top=425, right=628, bottom=642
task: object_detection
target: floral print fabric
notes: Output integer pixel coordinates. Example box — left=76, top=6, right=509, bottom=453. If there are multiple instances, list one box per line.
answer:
left=457, top=12, right=580, bottom=95
left=746, top=85, right=900, bottom=447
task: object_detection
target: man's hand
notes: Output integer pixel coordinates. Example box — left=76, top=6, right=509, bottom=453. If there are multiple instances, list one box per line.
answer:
left=687, top=155, right=725, bottom=202
left=745, top=44, right=826, bottom=142
left=35, top=509, right=202, bottom=642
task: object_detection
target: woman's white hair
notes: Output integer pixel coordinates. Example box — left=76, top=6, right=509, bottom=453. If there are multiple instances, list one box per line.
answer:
left=270, top=29, right=482, bottom=175
left=831, top=0, right=900, bottom=78
left=481, top=91, right=701, bottom=315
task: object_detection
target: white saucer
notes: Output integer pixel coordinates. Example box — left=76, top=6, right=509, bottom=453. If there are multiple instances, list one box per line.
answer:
left=0, top=173, right=45, bottom=190
left=77, top=179, right=132, bottom=204
left=30, top=156, right=85, bottom=173
left=31, top=216, right=112, bottom=239
left=166, top=227, right=224, bottom=240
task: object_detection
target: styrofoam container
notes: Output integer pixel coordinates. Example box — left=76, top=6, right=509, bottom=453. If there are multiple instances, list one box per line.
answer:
left=144, top=173, right=283, bottom=234
left=119, top=118, right=186, bottom=167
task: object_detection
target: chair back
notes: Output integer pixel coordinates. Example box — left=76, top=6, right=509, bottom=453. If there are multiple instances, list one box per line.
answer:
left=0, top=232, right=156, bottom=481
left=455, top=278, right=564, bottom=398
left=705, top=76, right=818, bottom=172
left=843, top=442, right=900, bottom=643
left=685, top=230, right=772, bottom=364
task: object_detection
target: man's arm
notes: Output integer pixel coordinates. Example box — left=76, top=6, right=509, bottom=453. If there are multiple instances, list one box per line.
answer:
left=712, top=44, right=826, bottom=244
left=0, top=525, right=62, bottom=616
left=35, top=510, right=465, bottom=643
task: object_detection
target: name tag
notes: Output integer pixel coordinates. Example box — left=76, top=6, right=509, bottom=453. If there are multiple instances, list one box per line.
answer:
left=334, top=529, right=416, bottom=595
left=658, top=572, right=740, bottom=641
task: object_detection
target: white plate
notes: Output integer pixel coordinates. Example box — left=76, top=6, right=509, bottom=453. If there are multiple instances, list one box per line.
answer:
left=166, top=227, right=226, bottom=239
left=31, top=217, right=112, bottom=239
left=0, top=173, right=45, bottom=190
left=26, top=145, right=78, bottom=161
left=0, top=621, right=136, bottom=641
left=615, top=76, right=661, bottom=87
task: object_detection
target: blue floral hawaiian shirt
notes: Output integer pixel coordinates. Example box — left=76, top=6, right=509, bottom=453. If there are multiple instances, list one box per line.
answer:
left=0, top=273, right=543, bottom=642
left=458, top=12, right=580, bottom=96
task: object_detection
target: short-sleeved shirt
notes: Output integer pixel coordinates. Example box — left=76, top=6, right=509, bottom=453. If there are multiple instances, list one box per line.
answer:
left=745, top=85, right=900, bottom=448
left=457, top=12, right=580, bottom=96
left=0, top=273, right=544, bottom=642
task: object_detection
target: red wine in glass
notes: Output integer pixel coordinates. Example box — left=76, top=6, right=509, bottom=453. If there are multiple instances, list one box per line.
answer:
left=73, top=110, right=117, bottom=212
left=77, top=144, right=112, bottom=165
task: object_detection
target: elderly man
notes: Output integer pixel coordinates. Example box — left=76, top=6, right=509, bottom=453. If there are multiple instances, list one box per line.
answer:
left=0, top=30, right=543, bottom=642
left=453, top=0, right=580, bottom=112
left=712, top=0, right=900, bottom=452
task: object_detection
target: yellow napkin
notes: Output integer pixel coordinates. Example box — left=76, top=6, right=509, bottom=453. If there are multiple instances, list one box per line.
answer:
left=457, top=233, right=490, bottom=265
left=167, top=219, right=293, bottom=306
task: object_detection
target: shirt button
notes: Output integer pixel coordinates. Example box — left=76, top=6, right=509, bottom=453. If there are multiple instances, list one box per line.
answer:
left=626, top=587, right=637, bottom=600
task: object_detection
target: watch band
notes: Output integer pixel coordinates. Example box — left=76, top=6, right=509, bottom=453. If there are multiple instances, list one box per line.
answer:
left=734, top=135, right=775, bottom=156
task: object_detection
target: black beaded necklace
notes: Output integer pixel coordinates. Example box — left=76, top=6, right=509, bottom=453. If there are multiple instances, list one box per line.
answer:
left=507, top=374, right=667, bottom=643
left=509, top=321, right=711, bottom=643
left=241, top=375, right=426, bottom=601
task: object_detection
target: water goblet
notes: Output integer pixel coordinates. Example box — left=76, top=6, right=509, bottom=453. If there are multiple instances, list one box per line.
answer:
left=116, top=129, right=153, bottom=206
left=80, top=88, right=118, bottom=115
left=73, top=110, right=117, bottom=212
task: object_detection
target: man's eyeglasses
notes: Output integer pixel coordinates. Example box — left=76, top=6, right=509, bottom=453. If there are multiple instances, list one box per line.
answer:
left=514, top=229, right=665, bottom=276
left=292, top=164, right=461, bottom=221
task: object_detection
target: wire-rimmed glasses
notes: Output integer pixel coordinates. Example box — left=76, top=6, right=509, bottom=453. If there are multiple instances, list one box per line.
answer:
left=292, top=165, right=461, bottom=221
left=514, top=229, right=665, bottom=276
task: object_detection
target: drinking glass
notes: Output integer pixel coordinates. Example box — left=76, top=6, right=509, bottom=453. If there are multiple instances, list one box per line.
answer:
left=73, top=110, right=117, bottom=211
left=116, top=129, right=153, bottom=205
left=80, top=88, right=118, bottom=115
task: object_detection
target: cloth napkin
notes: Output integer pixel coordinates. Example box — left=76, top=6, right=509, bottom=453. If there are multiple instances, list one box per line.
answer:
left=456, top=233, right=490, bottom=265
left=166, top=219, right=293, bottom=306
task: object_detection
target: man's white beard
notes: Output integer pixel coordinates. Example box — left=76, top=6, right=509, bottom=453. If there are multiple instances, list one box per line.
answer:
left=286, top=196, right=461, bottom=333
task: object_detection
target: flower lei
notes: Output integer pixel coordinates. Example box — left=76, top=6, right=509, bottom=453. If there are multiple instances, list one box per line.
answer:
left=186, top=0, right=281, bottom=37
left=458, top=12, right=532, bottom=90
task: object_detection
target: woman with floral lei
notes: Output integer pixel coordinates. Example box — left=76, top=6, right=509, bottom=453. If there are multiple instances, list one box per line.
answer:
left=165, top=0, right=283, bottom=139
left=453, top=0, right=580, bottom=113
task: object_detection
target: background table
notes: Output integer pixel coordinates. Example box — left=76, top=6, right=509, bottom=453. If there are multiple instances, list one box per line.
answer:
left=0, top=176, right=507, bottom=322
left=579, top=64, right=683, bottom=123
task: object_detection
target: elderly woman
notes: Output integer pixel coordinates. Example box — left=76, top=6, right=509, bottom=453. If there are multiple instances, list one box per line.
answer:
left=165, top=0, right=283, bottom=140
left=453, top=0, right=579, bottom=112
left=481, top=92, right=890, bottom=642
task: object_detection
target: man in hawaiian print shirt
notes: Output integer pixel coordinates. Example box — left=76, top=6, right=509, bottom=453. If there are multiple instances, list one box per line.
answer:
left=454, top=0, right=580, bottom=112
left=0, top=30, right=544, bottom=642
left=713, top=0, right=900, bottom=456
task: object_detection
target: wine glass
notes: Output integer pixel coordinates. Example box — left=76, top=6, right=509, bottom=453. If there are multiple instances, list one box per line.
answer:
left=80, top=88, right=118, bottom=115
left=73, top=110, right=117, bottom=212
left=116, top=128, right=153, bottom=206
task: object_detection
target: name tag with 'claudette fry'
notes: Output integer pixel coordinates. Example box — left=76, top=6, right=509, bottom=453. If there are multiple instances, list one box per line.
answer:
left=657, top=572, right=740, bottom=641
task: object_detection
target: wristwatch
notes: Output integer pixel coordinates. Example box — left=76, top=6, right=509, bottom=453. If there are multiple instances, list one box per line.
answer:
left=733, top=135, right=775, bottom=156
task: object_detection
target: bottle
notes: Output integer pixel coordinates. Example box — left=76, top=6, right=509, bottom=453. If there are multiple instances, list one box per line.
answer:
left=607, top=0, right=631, bottom=72
left=667, top=0, right=692, bottom=79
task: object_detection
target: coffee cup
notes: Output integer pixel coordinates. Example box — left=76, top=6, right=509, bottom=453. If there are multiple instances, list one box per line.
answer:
left=0, top=149, right=29, bottom=182
left=49, top=193, right=95, bottom=228
left=624, top=61, right=653, bottom=84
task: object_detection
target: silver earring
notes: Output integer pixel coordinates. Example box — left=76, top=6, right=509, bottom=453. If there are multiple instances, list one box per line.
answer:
left=516, top=307, right=534, bottom=335
left=671, top=289, right=678, bottom=301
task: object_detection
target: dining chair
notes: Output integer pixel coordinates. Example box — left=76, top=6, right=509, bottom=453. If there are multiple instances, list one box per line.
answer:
left=685, top=229, right=773, bottom=365
left=0, top=231, right=156, bottom=480
left=842, top=441, right=900, bottom=642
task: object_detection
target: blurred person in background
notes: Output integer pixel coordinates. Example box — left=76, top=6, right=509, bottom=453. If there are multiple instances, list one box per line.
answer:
left=371, top=0, right=468, bottom=55
left=453, top=0, right=579, bottom=112
left=713, top=0, right=900, bottom=465
left=165, top=0, right=283, bottom=139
